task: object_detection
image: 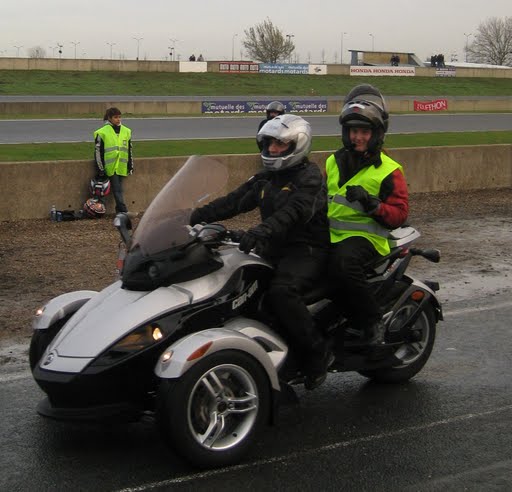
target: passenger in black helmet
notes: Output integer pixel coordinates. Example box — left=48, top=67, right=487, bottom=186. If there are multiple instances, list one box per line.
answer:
left=257, top=101, right=286, bottom=150
left=325, top=85, right=409, bottom=349
left=190, top=115, right=332, bottom=390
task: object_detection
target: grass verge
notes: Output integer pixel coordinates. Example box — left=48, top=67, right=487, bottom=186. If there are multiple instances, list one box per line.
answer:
left=1, top=131, right=511, bottom=162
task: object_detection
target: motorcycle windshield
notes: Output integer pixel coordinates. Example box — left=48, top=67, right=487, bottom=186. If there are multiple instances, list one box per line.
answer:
left=130, top=155, right=229, bottom=256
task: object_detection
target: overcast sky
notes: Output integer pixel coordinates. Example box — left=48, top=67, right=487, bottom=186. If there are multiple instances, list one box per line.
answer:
left=1, top=0, right=510, bottom=64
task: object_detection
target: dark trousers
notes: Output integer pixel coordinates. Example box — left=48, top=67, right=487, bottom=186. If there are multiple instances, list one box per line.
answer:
left=328, top=236, right=380, bottom=332
left=110, top=174, right=128, bottom=213
left=266, top=245, right=328, bottom=361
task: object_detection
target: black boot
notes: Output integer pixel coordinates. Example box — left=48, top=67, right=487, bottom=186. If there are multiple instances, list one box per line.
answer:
left=366, top=319, right=386, bottom=346
left=304, top=341, right=334, bottom=391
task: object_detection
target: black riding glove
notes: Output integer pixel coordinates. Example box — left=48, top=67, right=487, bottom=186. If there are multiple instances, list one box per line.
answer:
left=238, top=223, right=272, bottom=254
left=190, top=208, right=208, bottom=226
left=96, top=170, right=106, bottom=180
left=239, top=231, right=258, bottom=254
left=346, top=185, right=380, bottom=213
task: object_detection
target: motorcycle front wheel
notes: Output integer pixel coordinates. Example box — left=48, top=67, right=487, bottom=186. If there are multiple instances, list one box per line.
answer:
left=358, top=300, right=437, bottom=383
left=156, top=349, right=271, bottom=469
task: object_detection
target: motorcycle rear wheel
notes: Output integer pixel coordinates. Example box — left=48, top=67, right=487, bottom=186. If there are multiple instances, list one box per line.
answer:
left=156, top=349, right=271, bottom=469
left=358, top=300, right=436, bottom=383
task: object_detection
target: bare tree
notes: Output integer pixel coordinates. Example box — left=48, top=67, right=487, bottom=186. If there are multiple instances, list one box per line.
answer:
left=243, top=18, right=294, bottom=63
left=28, top=46, right=47, bottom=58
left=467, top=16, right=512, bottom=66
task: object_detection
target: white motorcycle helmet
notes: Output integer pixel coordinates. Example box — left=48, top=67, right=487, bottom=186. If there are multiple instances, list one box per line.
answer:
left=257, top=114, right=312, bottom=171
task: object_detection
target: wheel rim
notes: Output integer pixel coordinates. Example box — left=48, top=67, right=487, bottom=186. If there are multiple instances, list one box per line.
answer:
left=187, top=363, right=259, bottom=451
left=388, top=304, right=430, bottom=366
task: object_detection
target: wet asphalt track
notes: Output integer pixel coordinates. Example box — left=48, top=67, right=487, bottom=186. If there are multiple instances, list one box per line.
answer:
left=1, top=291, right=511, bottom=491
left=1, top=113, right=511, bottom=144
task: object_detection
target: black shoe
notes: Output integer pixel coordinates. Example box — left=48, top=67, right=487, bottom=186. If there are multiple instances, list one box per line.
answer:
left=367, top=320, right=386, bottom=346
left=304, top=350, right=335, bottom=391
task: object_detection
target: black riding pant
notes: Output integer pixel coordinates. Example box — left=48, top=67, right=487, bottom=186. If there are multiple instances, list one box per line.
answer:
left=266, top=245, right=328, bottom=360
left=328, top=236, right=381, bottom=331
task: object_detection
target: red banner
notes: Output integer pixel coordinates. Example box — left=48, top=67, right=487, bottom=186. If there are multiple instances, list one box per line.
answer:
left=414, top=99, right=448, bottom=111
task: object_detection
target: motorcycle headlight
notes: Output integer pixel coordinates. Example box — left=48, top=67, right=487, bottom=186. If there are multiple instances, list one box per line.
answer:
left=90, top=318, right=177, bottom=368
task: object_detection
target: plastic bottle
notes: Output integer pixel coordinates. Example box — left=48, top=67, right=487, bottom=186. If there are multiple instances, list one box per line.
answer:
left=50, top=204, right=57, bottom=221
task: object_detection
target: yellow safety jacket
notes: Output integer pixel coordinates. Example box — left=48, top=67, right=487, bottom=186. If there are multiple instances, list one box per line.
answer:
left=326, top=152, right=403, bottom=256
left=94, top=124, right=131, bottom=177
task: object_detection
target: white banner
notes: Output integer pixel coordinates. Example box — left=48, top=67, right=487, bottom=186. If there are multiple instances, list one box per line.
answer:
left=309, top=64, right=327, bottom=75
left=350, top=66, right=415, bottom=76
left=179, top=61, right=207, bottom=73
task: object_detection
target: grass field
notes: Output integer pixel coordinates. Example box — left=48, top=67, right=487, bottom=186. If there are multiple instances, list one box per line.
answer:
left=1, top=70, right=512, bottom=96
left=1, top=131, right=511, bottom=162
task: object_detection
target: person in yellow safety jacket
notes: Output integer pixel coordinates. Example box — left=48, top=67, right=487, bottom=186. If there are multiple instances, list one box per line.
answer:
left=325, top=85, right=409, bottom=347
left=94, top=107, right=133, bottom=213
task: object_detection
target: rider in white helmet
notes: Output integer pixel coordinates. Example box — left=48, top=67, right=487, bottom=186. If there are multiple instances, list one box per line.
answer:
left=191, top=115, right=332, bottom=390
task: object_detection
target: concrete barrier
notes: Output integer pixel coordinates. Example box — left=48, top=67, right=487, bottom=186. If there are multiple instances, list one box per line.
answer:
left=2, top=145, right=511, bottom=221
left=1, top=97, right=511, bottom=115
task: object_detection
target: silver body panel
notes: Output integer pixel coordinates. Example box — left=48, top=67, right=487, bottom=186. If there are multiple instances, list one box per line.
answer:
left=155, top=317, right=288, bottom=391
left=35, top=248, right=273, bottom=375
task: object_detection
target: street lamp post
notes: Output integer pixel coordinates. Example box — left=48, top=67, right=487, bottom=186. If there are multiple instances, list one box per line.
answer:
left=169, top=38, right=178, bottom=61
left=70, top=41, right=80, bottom=59
left=340, top=32, right=347, bottom=64
left=133, top=37, right=143, bottom=60
left=286, top=34, right=295, bottom=63
left=369, top=33, right=374, bottom=51
left=231, top=33, right=238, bottom=61
left=107, top=42, right=116, bottom=59
left=463, top=32, right=472, bottom=62
left=14, top=45, right=23, bottom=57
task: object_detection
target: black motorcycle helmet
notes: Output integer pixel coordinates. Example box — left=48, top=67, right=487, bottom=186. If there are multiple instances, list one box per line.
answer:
left=339, top=99, right=387, bottom=153
left=343, top=84, right=389, bottom=132
left=265, top=101, right=285, bottom=119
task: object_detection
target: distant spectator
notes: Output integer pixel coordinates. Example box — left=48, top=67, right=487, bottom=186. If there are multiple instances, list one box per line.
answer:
left=438, top=53, right=445, bottom=68
left=189, top=54, right=196, bottom=61
left=257, top=101, right=285, bottom=149
left=390, top=54, right=399, bottom=66
left=430, top=54, right=437, bottom=67
left=94, top=107, right=133, bottom=213
left=197, top=54, right=204, bottom=61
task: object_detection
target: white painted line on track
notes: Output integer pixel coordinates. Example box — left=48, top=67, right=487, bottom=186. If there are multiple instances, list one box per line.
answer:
left=444, top=300, right=512, bottom=317
left=115, top=404, right=512, bottom=492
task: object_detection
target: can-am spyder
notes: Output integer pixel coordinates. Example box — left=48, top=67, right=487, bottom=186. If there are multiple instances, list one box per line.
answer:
left=31, top=156, right=442, bottom=469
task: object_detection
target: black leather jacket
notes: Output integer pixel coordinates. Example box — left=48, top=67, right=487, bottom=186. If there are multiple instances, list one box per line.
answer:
left=194, top=159, right=330, bottom=256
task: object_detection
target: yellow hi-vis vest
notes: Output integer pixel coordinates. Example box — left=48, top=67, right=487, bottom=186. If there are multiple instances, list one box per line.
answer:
left=326, top=152, right=403, bottom=256
left=94, top=124, right=131, bottom=177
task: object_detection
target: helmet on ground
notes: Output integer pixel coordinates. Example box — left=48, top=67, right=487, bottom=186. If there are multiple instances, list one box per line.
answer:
left=265, top=101, right=285, bottom=119
left=342, top=84, right=389, bottom=132
left=257, top=114, right=312, bottom=171
left=83, top=198, right=106, bottom=218
left=339, top=99, right=387, bottom=153
left=89, top=177, right=111, bottom=197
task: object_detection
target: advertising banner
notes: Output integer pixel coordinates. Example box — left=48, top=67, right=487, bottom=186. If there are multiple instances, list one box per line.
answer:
left=350, top=66, right=415, bottom=76
left=309, top=64, right=327, bottom=75
left=413, top=99, right=448, bottom=111
left=259, top=63, right=309, bottom=74
left=219, top=63, right=259, bottom=73
left=436, top=68, right=456, bottom=77
left=201, top=100, right=328, bottom=114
